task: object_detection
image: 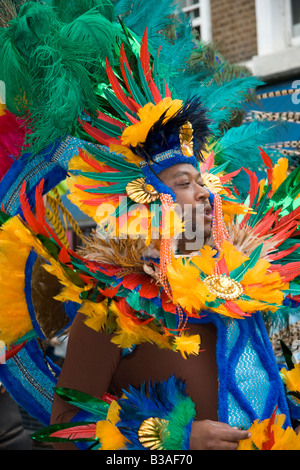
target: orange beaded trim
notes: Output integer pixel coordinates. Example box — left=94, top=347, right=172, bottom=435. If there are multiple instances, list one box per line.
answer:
left=159, top=193, right=187, bottom=330
left=159, top=192, right=233, bottom=329
left=212, top=193, right=232, bottom=251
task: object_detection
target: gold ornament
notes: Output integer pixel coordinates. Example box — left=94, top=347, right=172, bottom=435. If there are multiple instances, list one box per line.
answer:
left=138, top=417, right=170, bottom=450
left=203, top=274, right=243, bottom=300
left=179, top=121, right=193, bottom=157
left=126, top=177, right=160, bottom=204
left=202, top=173, right=223, bottom=194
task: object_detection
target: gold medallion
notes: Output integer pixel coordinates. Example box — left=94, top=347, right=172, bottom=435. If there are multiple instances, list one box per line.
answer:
left=138, top=417, right=170, bottom=450
left=203, top=274, right=243, bottom=300
left=126, top=177, right=160, bottom=204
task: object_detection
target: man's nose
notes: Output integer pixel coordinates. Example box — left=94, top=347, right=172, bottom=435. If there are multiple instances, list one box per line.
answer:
left=195, top=183, right=210, bottom=201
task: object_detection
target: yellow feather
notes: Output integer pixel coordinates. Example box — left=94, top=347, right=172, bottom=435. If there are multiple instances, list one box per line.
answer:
left=280, top=364, right=300, bottom=404
left=106, top=400, right=121, bottom=425
left=120, top=98, right=183, bottom=148
left=109, top=301, right=173, bottom=351
left=109, top=144, right=142, bottom=165
left=221, top=241, right=249, bottom=272
left=173, top=333, right=201, bottom=359
left=79, top=299, right=108, bottom=332
left=238, top=414, right=300, bottom=450
left=271, top=157, right=289, bottom=194
left=191, top=245, right=217, bottom=275
left=96, top=420, right=128, bottom=450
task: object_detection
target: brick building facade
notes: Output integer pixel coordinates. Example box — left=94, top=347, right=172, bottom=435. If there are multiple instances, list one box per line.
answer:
left=181, top=0, right=300, bottom=81
left=210, top=0, right=257, bottom=64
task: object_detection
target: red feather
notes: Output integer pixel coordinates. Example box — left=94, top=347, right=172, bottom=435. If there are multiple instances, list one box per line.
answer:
left=78, top=148, right=118, bottom=173
left=80, top=120, right=119, bottom=146
left=101, top=392, right=118, bottom=404
left=19, top=181, right=48, bottom=236
left=117, top=297, right=154, bottom=325
left=105, top=57, right=138, bottom=114
left=80, top=196, right=122, bottom=206
left=124, top=111, right=140, bottom=124
left=0, top=341, right=27, bottom=363
left=164, top=80, right=172, bottom=98
left=269, top=262, right=300, bottom=282
left=240, top=168, right=259, bottom=228
left=119, top=44, right=141, bottom=111
left=97, top=111, right=126, bottom=131
left=35, top=179, right=47, bottom=227
left=242, top=167, right=259, bottom=207
left=272, top=206, right=300, bottom=231
left=259, top=147, right=273, bottom=184
left=267, top=244, right=300, bottom=261
left=200, top=151, right=215, bottom=172
left=252, top=208, right=279, bottom=236
left=98, top=285, right=119, bottom=298
left=160, top=289, right=176, bottom=314
left=50, top=423, right=97, bottom=441
left=216, top=254, right=229, bottom=276
left=219, top=169, right=241, bottom=184
left=224, top=300, right=251, bottom=317
left=140, top=29, right=162, bottom=104
left=262, top=407, right=277, bottom=450
left=121, top=273, right=160, bottom=299
left=58, top=246, right=71, bottom=264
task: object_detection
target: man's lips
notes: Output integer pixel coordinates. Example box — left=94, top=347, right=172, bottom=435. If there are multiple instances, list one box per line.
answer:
left=204, top=204, right=213, bottom=221
left=189, top=203, right=213, bottom=222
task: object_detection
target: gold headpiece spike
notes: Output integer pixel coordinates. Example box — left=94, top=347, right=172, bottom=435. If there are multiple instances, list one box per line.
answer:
left=179, top=121, right=194, bottom=157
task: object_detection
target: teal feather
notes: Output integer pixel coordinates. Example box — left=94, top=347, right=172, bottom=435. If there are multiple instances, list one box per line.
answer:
left=211, top=121, right=286, bottom=196
left=229, top=243, right=263, bottom=281
left=78, top=171, right=138, bottom=182
left=84, top=146, right=142, bottom=172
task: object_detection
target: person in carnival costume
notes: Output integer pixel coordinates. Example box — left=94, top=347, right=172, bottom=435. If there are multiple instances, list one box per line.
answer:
left=0, top=0, right=300, bottom=451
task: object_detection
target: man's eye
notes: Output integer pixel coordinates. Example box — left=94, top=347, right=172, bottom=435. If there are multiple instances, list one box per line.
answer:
left=178, top=181, right=190, bottom=187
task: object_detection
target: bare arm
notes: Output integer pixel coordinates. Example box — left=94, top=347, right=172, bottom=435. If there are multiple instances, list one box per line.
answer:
left=50, top=312, right=121, bottom=449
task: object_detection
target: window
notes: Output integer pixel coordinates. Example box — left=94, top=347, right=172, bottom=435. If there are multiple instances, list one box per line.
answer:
left=180, top=0, right=211, bottom=41
left=291, top=0, right=300, bottom=37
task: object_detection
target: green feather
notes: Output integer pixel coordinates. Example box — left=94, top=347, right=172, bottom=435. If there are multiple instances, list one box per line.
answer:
left=54, top=387, right=110, bottom=417
left=163, top=396, right=196, bottom=450
left=51, top=0, right=115, bottom=24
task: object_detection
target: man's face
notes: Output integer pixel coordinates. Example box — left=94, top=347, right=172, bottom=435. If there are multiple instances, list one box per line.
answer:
left=158, top=163, right=213, bottom=252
